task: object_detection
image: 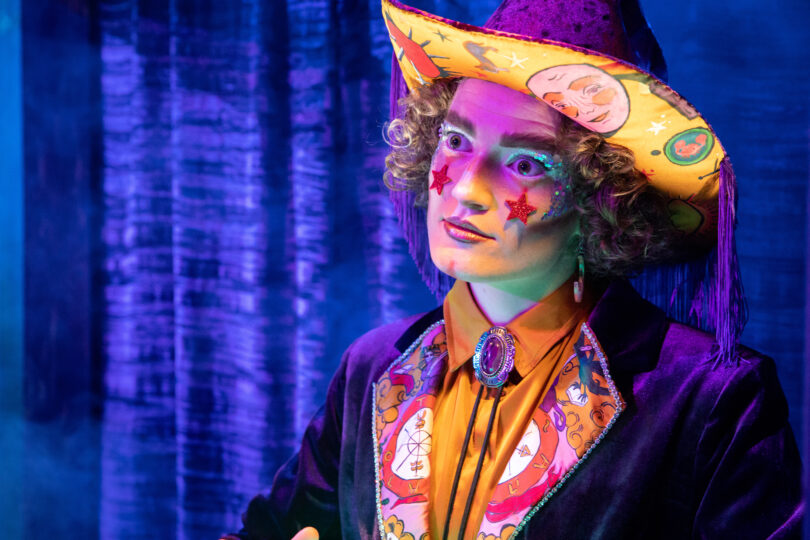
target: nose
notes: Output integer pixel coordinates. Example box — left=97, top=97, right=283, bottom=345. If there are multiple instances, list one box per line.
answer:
left=449, top=154, right=496, bottom=212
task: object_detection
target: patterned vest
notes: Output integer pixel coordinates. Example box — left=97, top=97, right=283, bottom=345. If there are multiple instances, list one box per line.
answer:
left=373, top=320, right=624, bottom=540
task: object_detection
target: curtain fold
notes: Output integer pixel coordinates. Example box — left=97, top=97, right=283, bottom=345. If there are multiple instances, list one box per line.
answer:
left=100, top=3, right=177, bottom=536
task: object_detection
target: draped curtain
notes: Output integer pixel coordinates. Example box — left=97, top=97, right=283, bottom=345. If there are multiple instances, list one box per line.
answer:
left=13, top=0, right=807, bottom=538
left=97, top=1, right=498, bottom=537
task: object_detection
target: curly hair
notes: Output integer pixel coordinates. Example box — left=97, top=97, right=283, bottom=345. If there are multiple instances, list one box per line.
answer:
left=384, top=79, right=679, bottom=279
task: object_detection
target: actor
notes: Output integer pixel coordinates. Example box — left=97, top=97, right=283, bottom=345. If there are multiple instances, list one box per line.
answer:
left=225, top=0, right=804, bottom=538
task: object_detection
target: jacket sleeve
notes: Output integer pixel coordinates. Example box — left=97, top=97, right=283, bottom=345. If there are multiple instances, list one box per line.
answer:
left=692, top=355, right=804, bottom=539
left=223, top=345, right=352, bottom=540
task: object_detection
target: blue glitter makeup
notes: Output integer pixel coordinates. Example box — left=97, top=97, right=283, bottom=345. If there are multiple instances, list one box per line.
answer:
left=542, top=176, right=573, bottom=221
left=506, top=151, right=573, bottom=220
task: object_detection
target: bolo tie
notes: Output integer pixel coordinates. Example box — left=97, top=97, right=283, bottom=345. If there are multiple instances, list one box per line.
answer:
left=442, top=326, right=516, bottom=540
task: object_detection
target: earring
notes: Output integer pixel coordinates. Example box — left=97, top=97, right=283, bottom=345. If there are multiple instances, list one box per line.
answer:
left=573, top=239, right=585, bottom=304
left=430, top=164, right=453, bottom=194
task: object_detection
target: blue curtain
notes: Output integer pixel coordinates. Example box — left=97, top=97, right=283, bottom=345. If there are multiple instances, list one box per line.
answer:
left=15, top=0, right=809, bottom=538
left=97, top=0, right=447, bottom=537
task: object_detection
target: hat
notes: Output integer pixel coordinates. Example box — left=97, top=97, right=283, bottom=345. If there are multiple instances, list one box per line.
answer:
left=383, top=0, right=746, bottom=362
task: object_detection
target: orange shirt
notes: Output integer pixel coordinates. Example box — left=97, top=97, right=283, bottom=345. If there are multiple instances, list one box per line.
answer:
left=429, top=279, right=591, bottom=539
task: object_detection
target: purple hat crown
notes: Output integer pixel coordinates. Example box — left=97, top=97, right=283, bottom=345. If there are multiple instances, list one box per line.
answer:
left=484, top=0, right=667, bottom=80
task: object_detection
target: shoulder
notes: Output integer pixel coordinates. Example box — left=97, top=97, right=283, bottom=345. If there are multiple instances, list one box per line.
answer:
left=661, top=321, right=780, bottom=384
left=655, top=321, right=788, bottom=420
left=340, top=307, right=443, bottom=384
left=588, top=280, right=785, bottom=410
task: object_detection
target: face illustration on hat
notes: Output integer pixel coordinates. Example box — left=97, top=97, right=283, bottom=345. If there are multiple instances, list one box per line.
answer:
left=527, top=64, right=630, bottom=134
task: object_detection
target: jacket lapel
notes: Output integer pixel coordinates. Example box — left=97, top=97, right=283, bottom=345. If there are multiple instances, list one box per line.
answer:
left=374, top=318, right=447, bottom=540
left=476, top=322, right=625, bottom=539
left=373, top=281, right=667, bottom=539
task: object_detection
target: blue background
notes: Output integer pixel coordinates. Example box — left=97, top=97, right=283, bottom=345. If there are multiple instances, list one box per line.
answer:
left=0, top=0, right=807, bottom=538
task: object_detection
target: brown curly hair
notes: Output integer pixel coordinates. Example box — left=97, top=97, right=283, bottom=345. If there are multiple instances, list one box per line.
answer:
left=384, top=79, right=679, bottom=279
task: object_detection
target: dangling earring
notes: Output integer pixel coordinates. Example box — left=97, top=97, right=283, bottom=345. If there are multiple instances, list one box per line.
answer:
left=573, top=238, right=585, bottom=304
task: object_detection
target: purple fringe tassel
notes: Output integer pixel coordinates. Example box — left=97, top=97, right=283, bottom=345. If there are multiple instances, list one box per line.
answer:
left=631, top=156, right=748, bottom=365
left=710, top=157, right=748, bottom=364
left=387, top=54, right=746, bottom=363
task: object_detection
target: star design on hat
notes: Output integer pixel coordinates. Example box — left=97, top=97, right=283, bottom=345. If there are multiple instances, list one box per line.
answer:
left=498, top=51, right=528, bottom=69
left=433, top=29, right=450, bottom=42
left=506, top=193, right=537, bottom=224
left=646, top=120, right=668, bottom=135
left=430, top=164, right=453, bottom=195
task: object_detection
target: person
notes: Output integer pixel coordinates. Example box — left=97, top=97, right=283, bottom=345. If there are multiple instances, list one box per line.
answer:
left=224, top=0, right=804, bottom=538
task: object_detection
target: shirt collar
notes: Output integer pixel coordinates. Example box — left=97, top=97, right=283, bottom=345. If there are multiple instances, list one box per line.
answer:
left=442, top=279, right=589, bottom=377
left=396, top=280, right=670, bottom=377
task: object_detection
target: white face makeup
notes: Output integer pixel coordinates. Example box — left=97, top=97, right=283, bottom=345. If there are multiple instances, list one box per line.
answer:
left=426, top=79, right=579, bottom=296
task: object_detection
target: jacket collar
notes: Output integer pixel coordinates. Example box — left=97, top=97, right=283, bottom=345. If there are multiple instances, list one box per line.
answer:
left=396, top=280, right=667, bottom=374
left=394, top=305, right=444, bottom=353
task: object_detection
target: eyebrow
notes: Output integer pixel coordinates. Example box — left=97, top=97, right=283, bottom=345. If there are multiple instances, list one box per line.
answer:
left=444, top=110, right=476, bottom=136
left=499, top=132, right=559, bottom=152
left=444, top=109, right=559, bottom=152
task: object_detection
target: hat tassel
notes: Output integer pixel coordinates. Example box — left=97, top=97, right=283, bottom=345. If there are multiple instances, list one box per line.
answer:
left=710, top=156, right=748, bottom=365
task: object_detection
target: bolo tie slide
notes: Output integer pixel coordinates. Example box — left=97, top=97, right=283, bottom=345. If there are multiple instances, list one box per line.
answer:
left=442, top=326, right=516, bottom=540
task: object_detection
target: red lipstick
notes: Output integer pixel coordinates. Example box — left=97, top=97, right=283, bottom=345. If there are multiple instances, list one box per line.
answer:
left=443, top=217, right=493, bottom=243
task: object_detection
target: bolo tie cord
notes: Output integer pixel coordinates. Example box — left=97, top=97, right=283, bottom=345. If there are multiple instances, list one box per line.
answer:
left=441, top=383, right=483, bottom=540
left=441, top=382, right=505, bottom=540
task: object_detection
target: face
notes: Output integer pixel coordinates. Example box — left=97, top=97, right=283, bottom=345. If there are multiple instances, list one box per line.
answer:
left=526, top=64, right=629, bottom=134
left=427, top=79, right=579, bottom=295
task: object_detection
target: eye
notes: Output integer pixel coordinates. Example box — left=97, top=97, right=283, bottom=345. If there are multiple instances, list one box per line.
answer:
left=507, top=153, right=555, bottom=178
left=440, top=129, right=471, bottom=152
left=515, top=158, right=544, bottom=176
left=583, top=84, right=602, bottom=95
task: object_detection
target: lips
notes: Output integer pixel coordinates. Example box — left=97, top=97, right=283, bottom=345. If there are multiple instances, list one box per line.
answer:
left=588, top=111, right=610, bottom=123
left=443, top=217, right=494, bottom=243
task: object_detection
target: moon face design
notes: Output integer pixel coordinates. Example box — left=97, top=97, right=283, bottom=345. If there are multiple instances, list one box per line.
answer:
left=391, top=407, right=433, bottom=480
left=498, top=419, right=541, bottom=483
left=527, top=64, right=630, bottom=134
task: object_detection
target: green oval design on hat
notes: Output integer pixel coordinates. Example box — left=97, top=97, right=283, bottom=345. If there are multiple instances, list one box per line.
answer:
left=668, top=198, right=706, bottom=236
left=664, top=127, right=714, bottom=166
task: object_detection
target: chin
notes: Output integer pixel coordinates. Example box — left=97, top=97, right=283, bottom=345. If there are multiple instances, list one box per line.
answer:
left=430, top=248, right=508, bottom=283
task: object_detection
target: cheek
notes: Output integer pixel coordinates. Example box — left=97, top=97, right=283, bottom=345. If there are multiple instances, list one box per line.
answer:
left=427, top=189, right=440, bottom=222
left=430, top=142, right=449, bottom=169
left=426, top=182, right=452, bottom=240
left=514, top=211, right=578, bottom=261
left=429, top=148, right=441, bottom=169
left=502, top=183, right=555, bottom=214
left=591, top=87, right=616, bottom=106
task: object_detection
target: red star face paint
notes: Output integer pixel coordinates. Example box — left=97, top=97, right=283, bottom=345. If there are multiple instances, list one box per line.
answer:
left=430, top=164, right=453, bottom=195
left=503, top=151, right=572, bottom=222
left=505, top=192, right=537, bottom=225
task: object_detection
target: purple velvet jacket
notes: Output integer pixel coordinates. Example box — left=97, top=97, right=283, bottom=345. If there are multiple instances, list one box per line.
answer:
left=232, top=281, right=803, bottom=539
